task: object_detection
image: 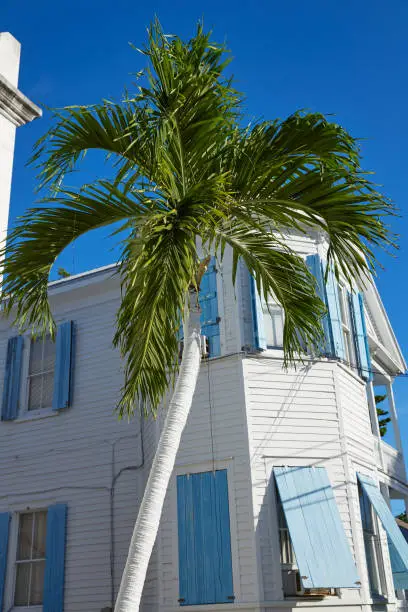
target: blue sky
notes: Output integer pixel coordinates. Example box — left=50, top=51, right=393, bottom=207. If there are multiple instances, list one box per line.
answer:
left=2, top=1, right=408, bottom=486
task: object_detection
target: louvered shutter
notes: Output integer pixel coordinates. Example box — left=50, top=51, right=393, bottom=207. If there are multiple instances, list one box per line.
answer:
left=43, top=504, right=67, bottom=612
left=1, top=336, right=24, bottom=421
left=249, top=275, right=267, bottom=351
left=349, top=292, right=372, bottom=380
left=52, top=322, right=74, bottom=411
left=199, top=257, right=221, bottom=357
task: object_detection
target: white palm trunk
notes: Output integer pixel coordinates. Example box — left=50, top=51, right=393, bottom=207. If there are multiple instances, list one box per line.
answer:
left=115, top=298, right=202, bottom=611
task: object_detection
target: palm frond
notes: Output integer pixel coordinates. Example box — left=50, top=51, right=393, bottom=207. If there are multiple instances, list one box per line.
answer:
left=1, top=181, right=158, bottom=335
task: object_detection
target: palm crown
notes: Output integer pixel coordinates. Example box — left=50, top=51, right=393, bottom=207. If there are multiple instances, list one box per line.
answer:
left=1, top=21, right=393, bottom=417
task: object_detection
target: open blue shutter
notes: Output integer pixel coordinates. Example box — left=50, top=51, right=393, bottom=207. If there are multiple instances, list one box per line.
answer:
left=1, top=336, right=23, bottom=421
left=249, top=276, right=267, bottom=351
left=199, top=258, right=220, bottom=357
left=0, top=513, right=10, bottom=612
left=358, top=474, right=408, bottom=589
left=306, top=255, right=333, bottom=356
left=325, top=266, right=346, bottom=360
left=53, top=322, right=74, bottom=411
left=177, top=470, right=234, bottom=605
left=274, top=466, right=360, bottom=588
left=43, top=504, right=67, bottom=612
left=349, top=293, right=372, bottom=381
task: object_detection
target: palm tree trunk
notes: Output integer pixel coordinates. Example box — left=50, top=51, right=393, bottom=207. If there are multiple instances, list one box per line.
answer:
left=115, top=296, right=202, bottom=611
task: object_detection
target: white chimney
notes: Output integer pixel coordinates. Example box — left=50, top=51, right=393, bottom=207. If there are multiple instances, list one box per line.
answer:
left=0, top=32, right=42, bottom=249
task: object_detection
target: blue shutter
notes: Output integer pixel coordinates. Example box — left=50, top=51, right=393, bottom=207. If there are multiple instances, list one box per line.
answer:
left=1, top=336, right=23, bottom=421
left=177, top=470, right=234, bottom=605
left=0, top=513, right=10, bottom=612
left=349, top=293, right=372, bottom=381
left=358, top=473, right=408, bottom=589
left=306, top=255, right=333, bottom=357
left=274, top=466, right=360, bottom=588
left=325, top=266, right=346, bottom=360
left=43, top=504, right=67, bottom=612
left=53, top=322, right=74, bottom=411
left=306, top=255, right=345, bottom=360
left=249, top=275, right=267, bottom=351
left=199, top=258, right=220, bottom=357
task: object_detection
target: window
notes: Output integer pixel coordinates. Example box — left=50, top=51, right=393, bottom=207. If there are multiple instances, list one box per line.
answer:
left=27, top=336, right=56, bottom=411
left=14, top=511, right=47, bottom=606
left=358, top=483, right=387, bottom=597
left=337, top=284, right=355, bottom=367
left=277, top=490, right=335, bottom=597
left=262, top=302, right=284, bottom=348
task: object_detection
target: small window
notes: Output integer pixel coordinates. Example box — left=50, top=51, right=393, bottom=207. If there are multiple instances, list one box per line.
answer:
left=358, top=483, right=387, bottom=597
left=337, top=285, right=356, bottom=369
left=28, top=336, right=56, bottom=411
left=263, top=303, right=284, bottom=348
left=14, top=510, right=47, bottom=606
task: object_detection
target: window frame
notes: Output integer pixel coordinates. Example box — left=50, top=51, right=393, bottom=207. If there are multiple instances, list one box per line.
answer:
left=261, top=299, right=284, bottom=350
left=16, top=335, right=58, bottom=422
left=14, top=510, right=47, bottom=608
left=4, top=501, right=54, bottom=612
left=358, top=482, right=388, bottom=599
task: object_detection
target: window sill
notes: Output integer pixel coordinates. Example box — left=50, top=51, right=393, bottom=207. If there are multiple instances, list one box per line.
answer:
left=10, top=607, right=42, bottom=611
left=14, top=409, right=59, bottom=423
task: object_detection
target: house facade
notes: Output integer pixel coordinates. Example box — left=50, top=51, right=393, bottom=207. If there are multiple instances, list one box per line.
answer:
left=1, top=32, right=408, bottom=612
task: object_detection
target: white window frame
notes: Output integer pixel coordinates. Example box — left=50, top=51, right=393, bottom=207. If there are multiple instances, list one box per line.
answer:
left=17, top=336, right=58, bottom=422
left=4, top=499, right=53, bottom=612
left=358, top=483, right=388, bottom=599
left=337, top=284, right=357, bottom=370
left=262, top=299, right=284, bottom=349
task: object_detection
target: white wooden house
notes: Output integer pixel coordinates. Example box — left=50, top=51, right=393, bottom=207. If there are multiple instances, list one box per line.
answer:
left=1, top=31, right=408, bottom=612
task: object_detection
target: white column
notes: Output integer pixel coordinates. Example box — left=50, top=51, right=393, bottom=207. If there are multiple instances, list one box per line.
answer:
left=0, top=32, right=41, bottom=261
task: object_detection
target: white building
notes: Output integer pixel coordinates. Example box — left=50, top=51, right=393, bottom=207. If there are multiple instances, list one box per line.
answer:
left=1, top=32, right=408, bottom=612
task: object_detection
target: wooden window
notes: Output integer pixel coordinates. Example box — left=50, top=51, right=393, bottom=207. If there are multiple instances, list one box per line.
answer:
left=262, top=302, right=284, bottom=348
left=14, top=510, right=47, bottom=606
left=28, top=336, right=55, bottom=411
left=337, top=285, right=356, bottom=368
left=358, top=483, right=387, bottom=597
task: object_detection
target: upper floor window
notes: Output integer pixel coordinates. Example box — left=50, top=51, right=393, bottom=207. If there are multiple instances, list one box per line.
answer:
left=14, top=510, right=47, bottom=606
left=262, top=301, right=284, bottom=349
left=337, top=284, right=356, bottom=367
left=28, top=335, right=56, bottom=411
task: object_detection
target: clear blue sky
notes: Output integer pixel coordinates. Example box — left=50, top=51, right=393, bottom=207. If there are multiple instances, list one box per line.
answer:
left=2, top=1, right=408, bottom=479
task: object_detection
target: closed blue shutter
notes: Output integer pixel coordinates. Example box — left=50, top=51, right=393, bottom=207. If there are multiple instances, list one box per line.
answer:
left=52, top=322, right=74, bottom=411
left=177, top=470, right=234, bottom=605
left=306, top=255, right=333, bottom=356
left=349, top=293, right=372, bottom=380
left=0, top=513, right=10, bottom=612
left=249, top=275, right=267, bottom=351
left=274, top=466, right=360, bottom=588
left=43, top=504, right=67, bottom=612
left=358, top=473, right=408, bottom=589
left=199, top=258, right=220, bottom=357
left=1, top=336, right=24, bottom=421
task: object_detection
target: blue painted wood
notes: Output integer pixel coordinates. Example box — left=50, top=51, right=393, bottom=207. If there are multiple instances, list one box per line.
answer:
left=0, top=513, right=10, bottom=612
left=199, top=257, right=220, bottom=357
left=274, top=466, right=360, bottom=588
left=53, top=322, right=74, bottom=411
left=249, top=275, right=267, bottom=351
left=43, top=504, right=67, bottom=612
left=1, top=336, right=24, bottom=421
left=358, top=473, right=408, bottom=589
left=177, top=470, right=234, bottom=605
left=349, top=293, right=371, bottom=380
left=305, top=255, right=333, bottom=357
left=324, top=266, right=346, bottom=360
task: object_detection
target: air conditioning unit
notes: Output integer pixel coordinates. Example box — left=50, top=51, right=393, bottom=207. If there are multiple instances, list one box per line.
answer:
left=281, top=569, right=334, bottom=598
left=177, top=336, right=209, bottom=361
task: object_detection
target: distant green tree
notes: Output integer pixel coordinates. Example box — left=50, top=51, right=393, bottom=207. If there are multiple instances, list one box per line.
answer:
left=57, top=267, right=71, bottom=279
left=375, top=393, right=391, bottom=437
left=397, top=512, right=408, bottom=522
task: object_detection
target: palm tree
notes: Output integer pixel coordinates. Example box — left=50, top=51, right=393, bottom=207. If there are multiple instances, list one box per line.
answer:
left=1, top=21, right=393, bottom=611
